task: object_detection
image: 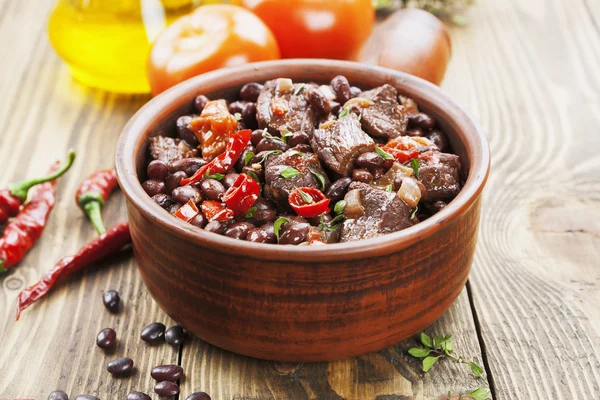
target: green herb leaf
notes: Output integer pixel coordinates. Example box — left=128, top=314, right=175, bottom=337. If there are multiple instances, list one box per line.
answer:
left=205, top=173, right=225, bottom=180
left=281, top=167, right=300, bottom=179
left=421, top=332, right=433, bottom=348
left=447, top=391, right=452, bottom=400
left=244, top=207, right=257, bottom=218
left=246, top=170, right=260, bottom=183
left=385, top=184, right=393, bottom=192
left=281, top=130, right=294, bottom=144
left=410, top=158, right=420, bottom=179
left=288, top=149, right=304, bottom=157
left=244, top=151, right=256, bottom=166
left=293, top=83, right=305, bottom=96
left=469, top=362, right=484, bottom=377
left=262, top=131, right=284, bottom=143
left=375, top=146, right=394, bottom=160
left=444, top=340, right=455, bottom=353
left=310, top=169, right=326, bottom=191
left=258, top=149, right=283, bottom=163
left=334, top=200, right=346, bottom=215
left=422, top=356, right=439, bottom=373
left=319, top=214, right=345, bottom=232
left=234, top=112, right=242, bottom=121
left=273, top=217, right=288, bottom=242
left=297, top=188, right=313, bottom=204
left=465, top=387, right=491, bottom=400
left=433, top=335, right=446, bottom=350
left=338, top=108, right=349, bottom=118
left=410, top=206, right=419, bottom=220
left=408, top=348, right=431, bottom=358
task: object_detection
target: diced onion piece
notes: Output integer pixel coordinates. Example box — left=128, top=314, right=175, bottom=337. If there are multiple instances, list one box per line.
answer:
left=373, top=162, right=413, bottom=190
left=276, top=78, right=294, bottom=93
left=396, top=163, right=414, bottom=177
left=344, top=189, right=364, bottom=218
left=343, top=98, right=373, bottom=108
left=319, top=85, right=337, bottom=101
left=397, top=177, right=421, bottom=208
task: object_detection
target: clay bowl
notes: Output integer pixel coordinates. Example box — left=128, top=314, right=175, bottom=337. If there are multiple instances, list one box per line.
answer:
left=116, top=59, right=490, bottom=362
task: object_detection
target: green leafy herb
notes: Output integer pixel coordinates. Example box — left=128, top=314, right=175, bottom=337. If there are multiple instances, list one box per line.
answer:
left=258, top=149, right=283, bottom=163
left=338, top=108, right=350, bottom=118
left=465, top=387, right=491, bottom=400
left=408, top=332, right=485, bottom=377
left=281, top=167, right=300, bottom=179
left=262, top=130, right=285, bottom=143
left=375, top=146, right=394, bottom=160
left=319, top=214, right=345, bottom=232
left=234, top=112, right=242, bottom=121
left=273, top=217, right=288, bottom=242
left=288, top=149, right=304, bottom=157
left=385, top=184, right=393, bottom=192
left=296, top=188, right=313, bottom=204
left=246, top=170, right=260, bottom=183
left=293, top=83, right=305, bottom=96
left=244, top=207, right=257, bottom=218
left=310, top=169, right=326, bottom=191
left=410, top=206, right=419, bottom=220
left=281, top=130, right=294, bottom=144
left=205, top=172, right=225, bottom=181
left=244, top=151, right=256, bottom=166
left=410, top=158, right=420, bottom=179
left=334, top=200, right=346, bottom=215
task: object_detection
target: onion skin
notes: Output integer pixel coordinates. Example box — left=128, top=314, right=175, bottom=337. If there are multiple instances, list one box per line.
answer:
left=359, top=9, right=451, bottom=86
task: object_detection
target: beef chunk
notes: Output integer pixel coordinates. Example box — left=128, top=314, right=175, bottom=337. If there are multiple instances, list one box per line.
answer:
left=257, top=80, right=316, bottom=136
left=417, top=151, right=461, bottom=201
left=149, top=136, right=196, bottom=163
left=340, top=182, right=413, bottom=242
left=347, top=84, right=408, bottom=139
left=311, top=113, right=375, bottom=176
left=264, top=149, right=330, bottom=205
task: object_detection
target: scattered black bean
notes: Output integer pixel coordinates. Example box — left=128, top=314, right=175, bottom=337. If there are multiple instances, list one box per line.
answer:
left=165, top=171, right=188, bottom=194
left=251, top=209, right=276, bottom=225
left=168, top=203, right=182, bottom=215
left=228, top=101, right=246, bottom=115
left=331, top=75, right=351, bottom=104
left=255, top=137, right=289, bottom=153
left=355, top=152, right=388, bottom=170
left=325, top=177, right=352, bottom=204
left=200, top=179, right=225, bottom=201
left=152, top=193, right=175, bottom=209
left=168, top=157, right=207, bottom=176
left=107, top=357, right=134, bottom=375
left=240, top=82, right=263, bottom=102
left=306, top=86, right=331, bottom=115
left=242, top=102, right=257, bottom=128
left=147, top=160, right=169, bottom=181
left=48, top=390, right=68, bottom=400
left=250, top=129, right=265, bottom=146
left=176, top=115, right=199, bottom=147
left=165, top=326, right=185, bottom=346
left=194, top=95, right=210, bottom=113
left=330, top=101, right=341, bottom=115
left=74, top=395, right=100, bottom=400
left=142, top=180, right=165, bottom=197
left=372, top=167, right=386, bottom=180
left=96, top=328, right=117, bottom=349
left=236, top=144, right=256, bottom=171
left=189, top=213, right=208, bottom=229
left=126, top=392, right=151, bottom=400
left=246, top=222, right=276, bottom=243
left=225, top=222, right=255, bottom=240
left=102, top=290, right=120, bottom=313
left=350, top=86, right=362, bottom=98
left=222, top=172, right=239, bottom=189
left=141, top=322, right=166, bottom=344
left=279, top=222, right=310, bottom=245
left=425, top=129, right=449, bottom=152
left=352, top=168, right=373, bottom=184
left=172, top=185, right=202, bottom=205
left=405, top=128, right=423, bottom=137
left=288, top=131, right=310, bottom=147
left=241, top=165, right=264, bottom=182
left=185, top=392, right=212, bottom=400
left=155, top=381, right=180, bottom=397
left=204, top=220, right=226, bottom=234
left=151, top=364, right=184, bottom=381
left=408, top=112, right=436, bottom=131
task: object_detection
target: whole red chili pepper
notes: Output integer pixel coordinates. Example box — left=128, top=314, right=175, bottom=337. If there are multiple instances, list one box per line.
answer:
left=0, top=156, right=76, bottom=274
left=15, top=222, right=131, bottom=320
left=180, top=129, right=251, bottom=186
left=75, top=169, right=118, bottom=234
left=0, top=150, right=75, bottom=225
left=222, top=173, right=260, bottom=218
left=288, top=187, right=331, bottom=218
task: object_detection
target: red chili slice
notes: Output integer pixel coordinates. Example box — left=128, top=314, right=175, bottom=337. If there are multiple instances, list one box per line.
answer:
left=173, top=200, right=199, bottom=222
left=201, top=200, right=234, bottom=222
left=222, top=173, right=260, bottom=218
left=288, top=187, right=330, bottom=218
left=381, top=147, right=420, bottom=163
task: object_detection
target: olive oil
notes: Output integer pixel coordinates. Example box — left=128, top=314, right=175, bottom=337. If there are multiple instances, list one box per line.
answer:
left=48, top=0, right=204, bottom=93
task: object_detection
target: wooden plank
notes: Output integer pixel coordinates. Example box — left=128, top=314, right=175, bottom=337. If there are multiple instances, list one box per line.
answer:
left=443, top=0, right=600, bottom=398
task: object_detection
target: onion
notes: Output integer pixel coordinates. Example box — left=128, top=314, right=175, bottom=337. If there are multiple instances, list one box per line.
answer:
left=276, top=78, right=294, bottom=93
left=343, top=98, right=373, bottom=108
left=344, top=189, right=365, bottom=218
left=397, top=177, right=421, bottom=208
left=319, top=85, right=337, bottom=101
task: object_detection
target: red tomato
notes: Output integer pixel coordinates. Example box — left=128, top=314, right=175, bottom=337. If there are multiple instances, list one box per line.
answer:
left=148, top=4, right=280, bottom=95
left=235, top=0, right=375, bottom=60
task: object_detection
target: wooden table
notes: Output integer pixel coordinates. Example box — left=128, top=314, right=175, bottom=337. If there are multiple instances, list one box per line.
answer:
left=1, top=0, right=599, bottom=398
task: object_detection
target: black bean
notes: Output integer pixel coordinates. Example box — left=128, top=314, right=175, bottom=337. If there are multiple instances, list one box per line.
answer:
left=141, top=322, right=166, bottom=344
left=279, top=222, right=310, bottom=245
left=74, top=396, right=99, bottom=400
left=408, top=112, right=436, bottom=131
left=194, top=95, right=210, bottom=113
left=168, top=203, right=182, bottom=214
left=168, top=157, right=207, bottom=176
left=355, top=152, right=388, bottom=170
left=352, top=168, right=373, bottom=184
left=151, top=364, right=184, bottom=381
left=372, top=167, right=386, bottom=180
left=246, top=223, right=276, bottom=243
left=176, top=115, right=199, bottom=147
left=306, top=87, right=331, bottom=115
left=222, top=172, right=239, bottom=189
left=225, top=222, right=255, bottom=240
left=240, top=82, right=263, bottom=102
left=204, top=220, right=226, bottom=234
left=293, top=144, right=313, bottom=153
left=350, top=86, right=362, bottom=98
left=172, top=186, right=202, bottom=205
left=48, top=390, right=68, bottom=400
left=127, top=392, right=151, bottom=400
left=254, top=197, right=276, bottom=211
left=330, top=101, right=341, bottom=115
left=107, top=357, right=134, bottom=375
left=425, top=129, right=449, bottom=152
left=142, top=179, right=165, bottom=196
left=242, top=102, right=258, bottom=129
left=155, top=381, right=180, bottom=397
left=405, top=128, right=423, bottom=137
left=325, top=177, right=352, bottom=204
left=236, top=144, right=256, bottom=171
left=152, top=193, right=175, bottom=209
left=288, top=131, right=310, bottom=147
left=165, top=171, right=187, bottom=194
left=165, top=326, right=185, bottom=346
left=242, top=165, right=264, bottom=182
left=308, top=213, right=331, bottom=226
left=147, top=160, right=169, bottom=181
left=200, top=179, right=225, bottom=201
left=251, top=209, right=276, bottom=225
left=331, top=75, right=351, bottom=104
left=186, top=392, right=212, bottom=400
left=256, top=137, right=289, bottom=153
left=96, top=328, right=116, bottom=349
left=228, top=101, right=246, bottom=115
left=189, top=213, right=208, bottom=229
left=250, top=129, right=265, bottom=146
left=102, top=290, right=120, bottom=313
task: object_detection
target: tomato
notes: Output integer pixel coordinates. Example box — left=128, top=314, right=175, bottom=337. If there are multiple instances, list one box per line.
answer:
left=235, top=0, right=374, bottom=60
left=148, top=4, right=280, bottom=95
